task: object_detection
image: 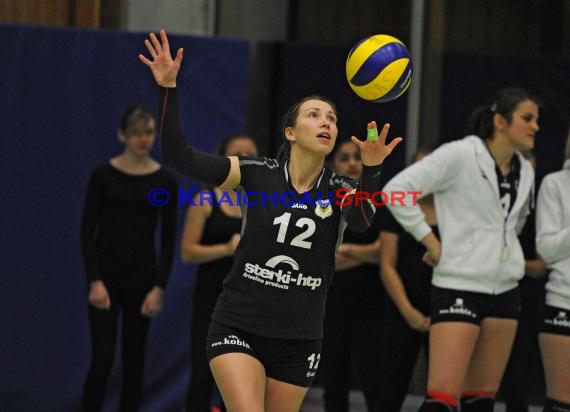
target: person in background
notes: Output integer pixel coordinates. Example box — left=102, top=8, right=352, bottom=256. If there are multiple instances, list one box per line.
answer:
left=384, top=88, right=538, bottom=412
left=321, top=136, right=383, bottom=412
left=375, top=146, right=436, bottom=412
left=182, top=134, right=258, bottom=412
left=536, top=132, right=570, bottom=412
left=500, top=150, right=547, bottom=412
left=80, top=105, right=178, bottom=412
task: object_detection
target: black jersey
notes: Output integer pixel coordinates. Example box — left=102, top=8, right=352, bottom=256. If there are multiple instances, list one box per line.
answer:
left=331, top=211, right=383, bottom=308
left=381, top=209, right=438, bottom=313
left=493, top=151, right=521, bottom=216
left=211, top=158, right=367, bottom=339
left=158, top=87, right=381, bottom=340
left=195, top=187, right=242, bottom=291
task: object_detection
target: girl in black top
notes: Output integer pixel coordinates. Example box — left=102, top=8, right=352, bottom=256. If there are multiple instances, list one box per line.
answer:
left=500, top=150, right=547, bottom=412
left=80, top=105, right=178, bottom=411
left=182, top=135, right=258, bottom=412
left=536, top=133, right=570, bottom=412
left=139, top=30, right=401, bottom=411
left=376, top=148, right=437, bottom=412
left=321, top=137, right=383, bottom=412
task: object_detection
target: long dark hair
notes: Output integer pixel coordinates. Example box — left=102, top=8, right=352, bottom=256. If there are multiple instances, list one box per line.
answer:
left=326, top=135, right=354, bottom=164
left=325, top=136, right=354, bottom=170
left=464, top=88, right=537, bottom=140
left=277, top=95, right=338, bottom=163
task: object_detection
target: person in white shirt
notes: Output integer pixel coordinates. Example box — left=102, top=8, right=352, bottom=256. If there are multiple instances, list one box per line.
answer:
left=536, top=132, right=570, bottom=412
left=383, top=88, right=538, bottom=412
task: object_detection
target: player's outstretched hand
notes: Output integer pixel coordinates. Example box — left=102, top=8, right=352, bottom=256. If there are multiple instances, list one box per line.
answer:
left=351, top=121, right=403, bottom=166
left=139, top=29, right=183, bottom=88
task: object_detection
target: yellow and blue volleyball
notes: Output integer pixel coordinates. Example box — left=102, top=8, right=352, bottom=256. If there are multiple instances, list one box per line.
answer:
left=346, top=34, right=413, bottom=103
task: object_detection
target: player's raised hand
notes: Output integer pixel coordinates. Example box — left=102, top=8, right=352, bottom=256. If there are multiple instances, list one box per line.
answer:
left=138, top=29, right=183, bottom=88
left=351, top=121, right=403, bottom=166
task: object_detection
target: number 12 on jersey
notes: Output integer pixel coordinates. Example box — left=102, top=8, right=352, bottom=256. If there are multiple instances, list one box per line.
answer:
left=273, top=212, right=316, bottom=250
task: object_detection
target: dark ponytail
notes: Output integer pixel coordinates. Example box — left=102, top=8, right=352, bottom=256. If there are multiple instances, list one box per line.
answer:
left=464, top=88, right=536, bottom=140
left=276, top=140, right=291, bottom=163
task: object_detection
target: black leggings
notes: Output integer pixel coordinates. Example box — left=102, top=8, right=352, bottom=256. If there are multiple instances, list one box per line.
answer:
left=375, top=299, right=429, bottom=412
left=501, top=288, right=545, bottom=411
left=81, top=286, right=151, bottom=412
left=321, top=275, right=384, bottom=412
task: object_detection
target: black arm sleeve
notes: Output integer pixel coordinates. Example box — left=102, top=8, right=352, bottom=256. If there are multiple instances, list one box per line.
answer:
left=155, top=174, right=178, bottom=288
left=159, top=87, right=231, bottom=185
left=342, top=164, right=382, bottom=233
left=80, top=169, right=103, bottom=282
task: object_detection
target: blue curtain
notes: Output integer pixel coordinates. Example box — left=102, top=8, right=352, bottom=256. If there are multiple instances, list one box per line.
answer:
left=0, top=24, right=250, bottom=411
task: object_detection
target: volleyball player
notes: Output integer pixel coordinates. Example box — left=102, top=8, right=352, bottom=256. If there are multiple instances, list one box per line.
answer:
left=384, top=88, right=538, bottom=412
left=500, top=150, right=547, bottom=412
left=321, top=137, right=383, bottom=412
left=536, top=132, right=570, bottom=412
left=376, top=146, right=435, bottom=412
left=138, top=30, right=402, bottom=412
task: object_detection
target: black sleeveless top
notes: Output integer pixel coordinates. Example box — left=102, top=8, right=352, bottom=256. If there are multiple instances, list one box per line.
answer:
left=329, top=211, right=384, bottom=309
left=195, top=188, right=242, bottom=292
left=211, top=158, right=365, bottom=339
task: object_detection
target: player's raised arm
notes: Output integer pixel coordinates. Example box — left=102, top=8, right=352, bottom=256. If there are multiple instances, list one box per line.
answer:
left=139, top=30, right=241, bottom=189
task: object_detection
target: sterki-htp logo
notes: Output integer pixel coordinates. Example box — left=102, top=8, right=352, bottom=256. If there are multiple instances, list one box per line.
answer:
left=242, top=255, right=322, bottom=290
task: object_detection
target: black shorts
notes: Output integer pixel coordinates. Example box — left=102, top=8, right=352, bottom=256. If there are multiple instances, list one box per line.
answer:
left=540, top=304, right=570, bottom=336
left=430, top=285, right=521, bottom=325
left=206, top=321, right=322, bottom=387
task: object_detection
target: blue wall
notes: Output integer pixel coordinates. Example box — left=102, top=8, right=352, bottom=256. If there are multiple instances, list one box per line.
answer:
left=0, top=24, right=250, bottom=411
